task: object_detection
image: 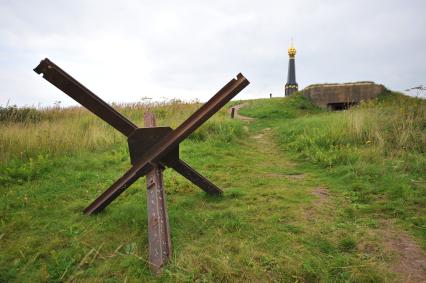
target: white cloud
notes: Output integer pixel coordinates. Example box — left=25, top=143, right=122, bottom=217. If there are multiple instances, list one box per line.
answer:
left=0, top=0, right=425, bottom=106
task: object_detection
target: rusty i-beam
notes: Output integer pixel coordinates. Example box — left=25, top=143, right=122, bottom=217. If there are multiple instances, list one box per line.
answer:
left=34, top=58, right=249, bottom=272
left=144, top=112, right=172, bottom=271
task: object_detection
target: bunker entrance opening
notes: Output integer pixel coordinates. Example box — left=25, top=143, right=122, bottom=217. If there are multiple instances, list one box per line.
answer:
left=327, top=102, right=358, bottom=111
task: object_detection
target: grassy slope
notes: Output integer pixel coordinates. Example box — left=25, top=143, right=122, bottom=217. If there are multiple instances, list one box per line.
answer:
left=240, top=93, right=426, bottom=247
left=1, top=94, right=425, bottom=282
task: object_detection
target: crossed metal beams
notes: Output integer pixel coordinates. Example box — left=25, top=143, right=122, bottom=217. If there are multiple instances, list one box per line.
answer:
left=34, top=58, right=249, bottom=215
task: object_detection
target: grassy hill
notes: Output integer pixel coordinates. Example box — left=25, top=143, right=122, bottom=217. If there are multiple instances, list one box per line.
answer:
left=240, top=92, right=426, bottom=246
left=1, top=93, right=425, bottom=282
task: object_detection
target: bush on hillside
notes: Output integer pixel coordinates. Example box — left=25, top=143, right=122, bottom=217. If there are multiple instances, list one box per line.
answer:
left=0, top=105, right=42, bottom=123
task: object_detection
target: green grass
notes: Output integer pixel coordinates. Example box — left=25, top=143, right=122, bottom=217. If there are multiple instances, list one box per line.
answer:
left=242, top=92, right=426, bottom=248
left=1, top=94, right=425, bottom=282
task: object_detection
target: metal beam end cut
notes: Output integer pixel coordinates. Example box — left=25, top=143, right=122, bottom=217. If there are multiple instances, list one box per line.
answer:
left=33, top=58, right=51, bottom=75
left=236, top=73, right=249, bottom=84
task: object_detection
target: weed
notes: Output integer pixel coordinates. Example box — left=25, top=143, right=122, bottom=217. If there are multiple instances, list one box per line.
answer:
left=339, top=237, right=357, bottom=252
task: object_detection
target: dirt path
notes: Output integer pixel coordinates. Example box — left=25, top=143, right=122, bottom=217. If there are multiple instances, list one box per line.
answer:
left=233, top=103, right=426, bottom=282
left=229, top=103, right=254, bottom=121
left=382, top=221, right=426, bottom=283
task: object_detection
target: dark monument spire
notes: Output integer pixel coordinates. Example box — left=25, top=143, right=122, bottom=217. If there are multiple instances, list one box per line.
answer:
left=285, top=40, right=298, bottom=96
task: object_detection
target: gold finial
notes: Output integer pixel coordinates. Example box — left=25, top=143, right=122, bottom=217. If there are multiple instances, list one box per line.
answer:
left=288, top=38, right=296, bottom=58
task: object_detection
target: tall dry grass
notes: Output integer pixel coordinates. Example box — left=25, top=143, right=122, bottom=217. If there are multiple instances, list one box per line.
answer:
left=274, top=92, right=426, bottom=167
left=0, top=100, right=205, bottom=165
left=346, top=93, right=426, bottom=158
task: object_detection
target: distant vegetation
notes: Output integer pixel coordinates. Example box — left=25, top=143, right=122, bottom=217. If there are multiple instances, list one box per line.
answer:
left=0, top=105, right=44, bottom=123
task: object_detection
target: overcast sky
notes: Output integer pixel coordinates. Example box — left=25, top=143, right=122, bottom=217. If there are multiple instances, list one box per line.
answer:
left=1, top=0, right=425, bottom=106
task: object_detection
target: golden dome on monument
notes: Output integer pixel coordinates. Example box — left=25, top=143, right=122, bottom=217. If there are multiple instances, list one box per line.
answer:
left=288, top=45, right=296, bottom=57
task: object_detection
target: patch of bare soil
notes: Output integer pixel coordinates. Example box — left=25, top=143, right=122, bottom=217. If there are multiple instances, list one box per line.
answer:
left=303, top=187, right=330, bottom=221
left=229, top=103, right=254, bottom=121
left=311, top=186, right=329, bottom=206
left=285, top=174, right=305, bottom=180
left=252, top=133, right=264, bottom=139
left=381, top=221, right=426, bottom=282
left=263, top=173, right=286, bottom=179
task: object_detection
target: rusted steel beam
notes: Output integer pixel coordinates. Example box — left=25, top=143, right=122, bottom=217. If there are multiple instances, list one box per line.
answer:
left=83, top=164, right=151, bottom=214
left=170, top=160, right=222, bottom=195
left=153, top=73, right=249, bottom=163
left=83, top=73, right=249, bottom=214
left=144, top=112, right=172, bottom=273
left=34, top=58, right=137, bottom=137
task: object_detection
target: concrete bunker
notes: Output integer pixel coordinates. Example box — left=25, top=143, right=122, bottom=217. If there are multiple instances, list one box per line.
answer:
left=302, top=82, right=385, bottom=110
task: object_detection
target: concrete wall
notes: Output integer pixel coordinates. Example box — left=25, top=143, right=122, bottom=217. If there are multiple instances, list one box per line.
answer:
left=302, top=82, right=385, bottom=108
